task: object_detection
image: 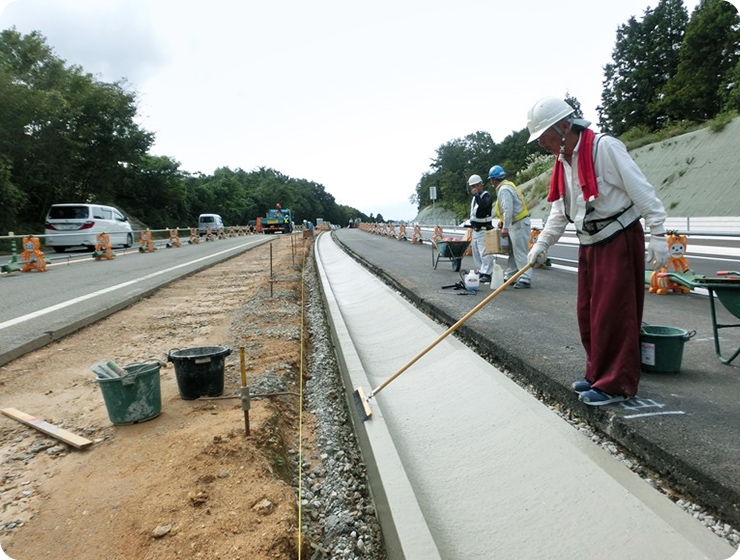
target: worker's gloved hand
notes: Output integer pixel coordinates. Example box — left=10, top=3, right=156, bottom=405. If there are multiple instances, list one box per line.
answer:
left=528, top=242, right=548, bottom=266
left=646, top=236, right=669, bottom=270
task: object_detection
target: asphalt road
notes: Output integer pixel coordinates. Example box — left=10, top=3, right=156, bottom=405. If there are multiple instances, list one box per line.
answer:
left=0, top=235, right=272, bottom=366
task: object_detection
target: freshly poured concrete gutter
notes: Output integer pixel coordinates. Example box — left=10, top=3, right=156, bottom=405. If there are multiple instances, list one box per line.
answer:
left=314, top=232, right=735, bottom=560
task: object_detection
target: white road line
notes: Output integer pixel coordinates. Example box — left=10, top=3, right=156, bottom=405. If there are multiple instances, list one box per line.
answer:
left=0, top=243, right=253, bottom=331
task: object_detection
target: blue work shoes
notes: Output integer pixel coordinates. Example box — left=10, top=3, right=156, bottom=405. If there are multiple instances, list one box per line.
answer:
left=579, top=389, right=628, bottom=406
left=571, top=379, right=591, bottom=393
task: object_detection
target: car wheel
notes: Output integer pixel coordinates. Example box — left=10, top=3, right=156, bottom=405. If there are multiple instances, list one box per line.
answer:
left=53, top=247, right=66, bottom=254
left=124, top=233, right=133, bottom=248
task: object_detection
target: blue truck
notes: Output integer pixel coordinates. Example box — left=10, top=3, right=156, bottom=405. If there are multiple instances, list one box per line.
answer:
left=262, top=208, right=293, bottom=234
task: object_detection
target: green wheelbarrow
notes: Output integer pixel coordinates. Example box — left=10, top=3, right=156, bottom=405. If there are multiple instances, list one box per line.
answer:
left=660, top=270, right=740, bottom=364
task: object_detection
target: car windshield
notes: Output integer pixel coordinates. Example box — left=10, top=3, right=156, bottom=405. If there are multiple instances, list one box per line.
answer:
left=49, top=206, right=89, bottom=220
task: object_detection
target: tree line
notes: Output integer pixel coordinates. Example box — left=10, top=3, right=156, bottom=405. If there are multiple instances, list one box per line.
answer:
left=1, top=0, right=738, bottom=234
left=0, top=29, right=372, bottom=235
left=412, top=0, right=739, bottom=222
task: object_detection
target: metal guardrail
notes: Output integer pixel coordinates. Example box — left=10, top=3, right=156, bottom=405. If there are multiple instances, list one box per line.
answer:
left=363, top=220, right=740, bottom=274
left=3, top=218, right=739, bottom=244
left=0, top=226, right=252, bottom=267
left=0, top=226, right=202, bottom=243
left=412, top=217, right=740, bottom=241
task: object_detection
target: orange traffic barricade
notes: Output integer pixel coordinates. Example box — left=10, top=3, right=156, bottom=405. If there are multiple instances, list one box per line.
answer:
left=20, top=236, right=46, bottom=272
left=93, top=232, right=114, bottom=260
left=398, top=224, right=407, bottom=241
left=650, top=232, right=691, bottom=295
left=411, top=225, right=423, bottom=244
left=167, top=228, right=181, bottom=248
left=139, top=229, right=155, bottom=253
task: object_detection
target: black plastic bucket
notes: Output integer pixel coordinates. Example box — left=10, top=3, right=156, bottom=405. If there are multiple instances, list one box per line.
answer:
left=167, top=346, right=231, bottom=400
left=640, top=325, right=695, bottom=374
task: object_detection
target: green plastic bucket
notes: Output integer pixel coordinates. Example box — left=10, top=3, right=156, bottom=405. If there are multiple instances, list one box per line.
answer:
left=640, top=325, right=695, bottom=374
left=167, top=346, right=231, bottom=400
left=97, top=362, right=162, bottom=425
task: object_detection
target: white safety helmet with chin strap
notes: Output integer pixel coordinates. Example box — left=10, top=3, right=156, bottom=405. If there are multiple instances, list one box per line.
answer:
left=526, top=97, right=576, bottom=143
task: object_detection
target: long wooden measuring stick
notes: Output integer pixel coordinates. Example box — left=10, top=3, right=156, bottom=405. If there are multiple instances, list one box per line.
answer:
left=1, top=408, right=93, bottom=449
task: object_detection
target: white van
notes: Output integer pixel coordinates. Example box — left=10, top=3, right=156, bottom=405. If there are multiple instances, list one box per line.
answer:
left=44, top=203, right=134, bottom=253
left=198, top=214, right=224, bottom=236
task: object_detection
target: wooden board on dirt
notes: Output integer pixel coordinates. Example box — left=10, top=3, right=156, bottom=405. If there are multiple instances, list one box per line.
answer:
left=1, top=408, right=93, bottom=449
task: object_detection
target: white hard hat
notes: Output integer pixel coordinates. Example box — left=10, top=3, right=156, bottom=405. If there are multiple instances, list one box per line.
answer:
left=468, top=174, right=483, bottom=186
left=526, top=97, right=575, bottom=143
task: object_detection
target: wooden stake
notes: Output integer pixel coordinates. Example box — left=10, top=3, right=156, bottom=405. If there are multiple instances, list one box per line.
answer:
left=239, top=347, right=250, bottom=436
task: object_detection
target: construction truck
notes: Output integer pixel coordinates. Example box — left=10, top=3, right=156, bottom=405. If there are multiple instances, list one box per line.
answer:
left=261, top=208, right=294, bottom=234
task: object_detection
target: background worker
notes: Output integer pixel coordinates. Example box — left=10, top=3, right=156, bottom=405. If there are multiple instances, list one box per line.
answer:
left=489, top=165, right=533, bottom=289
left=525, top=96, right=669, bottom=406
left=466, top=174, right=494, bottom=283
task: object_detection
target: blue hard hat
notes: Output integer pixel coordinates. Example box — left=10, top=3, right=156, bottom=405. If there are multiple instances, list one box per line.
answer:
left=488, top=165, right=506, bottom=180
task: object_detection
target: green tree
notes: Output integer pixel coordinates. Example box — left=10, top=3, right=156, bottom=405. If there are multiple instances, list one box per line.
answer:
left=117, top=155, right=186, bottom=228
left=0, top=157, right=27, bottom=233
left=0, top=28, right=155, bottom=227
left=721, top=57, right=740, bottom=112
left=656, top=0, right=740, bottom=123
left=413, top=116, right=564, bottom=221
left=598, top=0, right=688, bottom=134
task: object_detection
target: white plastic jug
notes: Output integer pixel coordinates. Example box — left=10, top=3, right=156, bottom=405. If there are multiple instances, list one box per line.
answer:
left=464, top=270, right=480, bottom=292
left=491, top=262, right=504, bottom=289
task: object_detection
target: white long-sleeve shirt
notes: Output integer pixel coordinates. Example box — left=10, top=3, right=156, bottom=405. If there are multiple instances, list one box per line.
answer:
left=537, top=133, right=667, bottom=249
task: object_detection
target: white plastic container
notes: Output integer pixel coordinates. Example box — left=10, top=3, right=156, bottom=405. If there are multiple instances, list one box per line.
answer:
left=492, top=262, right=504, bottom=289
left=464, top=270, right=480, bottom=292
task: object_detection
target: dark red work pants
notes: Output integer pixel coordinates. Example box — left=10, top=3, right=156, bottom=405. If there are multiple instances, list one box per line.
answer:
left=577, top=222, right=645, bottom=396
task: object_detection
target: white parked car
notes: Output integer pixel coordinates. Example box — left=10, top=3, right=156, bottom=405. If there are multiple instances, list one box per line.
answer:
left=198, top=213, right=224, bottom=236
left=44, top=203, right=134, bottom=253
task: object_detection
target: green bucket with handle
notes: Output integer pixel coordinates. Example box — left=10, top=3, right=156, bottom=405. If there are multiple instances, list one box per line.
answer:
left=640, top=325, right=696, bottom=374
left=96, top=361, right=162, bottom=425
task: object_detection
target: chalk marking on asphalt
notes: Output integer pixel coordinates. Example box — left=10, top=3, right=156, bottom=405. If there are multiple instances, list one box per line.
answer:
left=618, top=397, right=685, bottom=419
left=623, top=411, right=686, bottom=419
left=621, top=397, right=666, bottom=410
left=0, top=242, right=256, bottom=331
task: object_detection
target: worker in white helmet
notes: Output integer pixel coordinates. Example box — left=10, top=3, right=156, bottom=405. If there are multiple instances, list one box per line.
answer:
left=525, top=97, right=669, bottom=406
left=466, top=174, right=494, bottom=283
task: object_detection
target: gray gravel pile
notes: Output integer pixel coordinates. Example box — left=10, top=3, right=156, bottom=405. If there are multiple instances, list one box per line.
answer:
left=295, top=251, right=388, bottom=560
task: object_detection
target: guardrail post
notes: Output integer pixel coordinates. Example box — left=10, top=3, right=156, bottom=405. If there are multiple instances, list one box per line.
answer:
left=1, top=232, right=22, bottom=273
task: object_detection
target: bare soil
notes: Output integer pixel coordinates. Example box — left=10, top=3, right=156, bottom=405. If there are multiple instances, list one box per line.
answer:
left=0, top=235, right=313, bottom=559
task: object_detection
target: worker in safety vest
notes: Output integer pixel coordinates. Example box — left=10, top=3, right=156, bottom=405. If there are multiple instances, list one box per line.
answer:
left=489, top=165, right=532, bottom=289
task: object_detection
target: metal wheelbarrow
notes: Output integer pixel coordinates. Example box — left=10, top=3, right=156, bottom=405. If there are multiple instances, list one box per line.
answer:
left=660, top=270, right=740, bottom=364
left=432, top=239, right=470, bottom=272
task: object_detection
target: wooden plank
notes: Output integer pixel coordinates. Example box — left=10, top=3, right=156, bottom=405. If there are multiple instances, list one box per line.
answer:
left=1, top=408, right=93, bottom=450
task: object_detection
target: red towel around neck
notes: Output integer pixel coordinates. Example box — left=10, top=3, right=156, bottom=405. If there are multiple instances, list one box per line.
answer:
left=547, top=129, right=598, bottom=203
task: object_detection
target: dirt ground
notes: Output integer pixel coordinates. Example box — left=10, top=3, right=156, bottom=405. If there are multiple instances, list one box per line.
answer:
left=0, top=235, right=314, bottom=559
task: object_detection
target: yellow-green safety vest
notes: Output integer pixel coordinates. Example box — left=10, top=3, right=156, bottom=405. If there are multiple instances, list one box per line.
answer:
left=495, top=180, right=529, bottom=223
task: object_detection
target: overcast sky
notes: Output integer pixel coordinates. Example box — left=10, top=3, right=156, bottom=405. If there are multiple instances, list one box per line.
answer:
left=1, top=0, right=728, bottom=221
